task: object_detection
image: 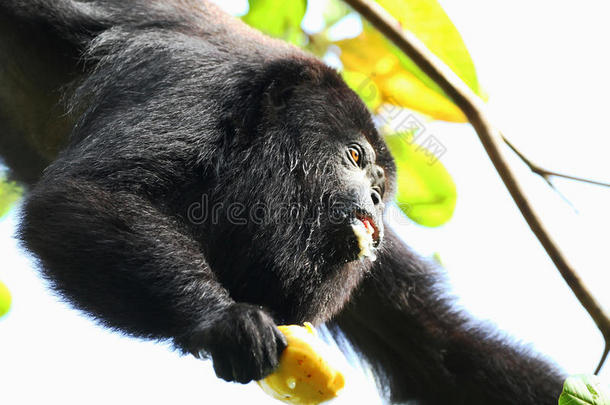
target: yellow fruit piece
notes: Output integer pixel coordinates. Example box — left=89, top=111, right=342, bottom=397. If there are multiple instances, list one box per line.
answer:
left=258, top=323, right=345, bottom=405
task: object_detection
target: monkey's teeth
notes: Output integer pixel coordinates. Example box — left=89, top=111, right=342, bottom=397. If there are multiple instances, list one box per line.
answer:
left=351, top=219, right=377, bottom=261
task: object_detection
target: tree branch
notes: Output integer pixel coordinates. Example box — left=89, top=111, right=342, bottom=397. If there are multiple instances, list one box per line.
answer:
left=342, top=0, right=610, bottom=372
left=503, top=136, right=610, bottom=188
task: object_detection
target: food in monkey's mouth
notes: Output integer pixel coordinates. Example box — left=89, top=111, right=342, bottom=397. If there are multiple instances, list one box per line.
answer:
left=351, top=215, right=378, bottom=261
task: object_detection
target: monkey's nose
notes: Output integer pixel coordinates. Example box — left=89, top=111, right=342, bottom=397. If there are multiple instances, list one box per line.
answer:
left=370, top=165, right=385, bottom=201
left=371, top=188, right=382, bottom=206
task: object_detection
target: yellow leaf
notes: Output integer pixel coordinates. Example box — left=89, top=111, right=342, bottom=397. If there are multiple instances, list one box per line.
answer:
left=338, top=28, right=466, bottom=122
left=376, top=0, right=479, bottom=95
left=379, top=73, right=466, bottom=122
left=341, top=70, right=383, bottom=111
left=336, top=0, right=481, bottom=122
left=337, top=28, right=400, bottom=78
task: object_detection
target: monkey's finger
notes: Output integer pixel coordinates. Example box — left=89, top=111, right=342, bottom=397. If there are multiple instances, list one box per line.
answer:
left=212, top=353, right=235, bottom=382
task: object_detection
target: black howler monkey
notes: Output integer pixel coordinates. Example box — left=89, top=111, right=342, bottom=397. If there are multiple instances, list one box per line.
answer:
left=0, top=1, right=564, bottom=403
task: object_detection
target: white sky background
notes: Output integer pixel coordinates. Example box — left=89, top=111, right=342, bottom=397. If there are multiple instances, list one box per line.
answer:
left=1, top=0, right=610, bottom=404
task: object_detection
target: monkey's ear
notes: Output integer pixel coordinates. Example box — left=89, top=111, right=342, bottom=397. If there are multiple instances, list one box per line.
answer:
left=263, top=80, right=295, bottom=110
left=236, top=58, right=320, bottom=136
left=260, top=59, right=316, bottom=111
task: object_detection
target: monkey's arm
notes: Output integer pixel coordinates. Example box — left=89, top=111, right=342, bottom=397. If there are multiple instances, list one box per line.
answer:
left=19, top=175, right=285, bottom=383
left=330, top=227, right=564, bottom=405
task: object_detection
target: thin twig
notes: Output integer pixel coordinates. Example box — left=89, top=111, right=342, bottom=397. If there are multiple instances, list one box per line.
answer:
left=503, top=136, right=578, bottom=211
left=595, top=344, right=610, bottom=375
left=503, top=136, right=610, bottom=188
left=341, top=0, right=610, bottom=372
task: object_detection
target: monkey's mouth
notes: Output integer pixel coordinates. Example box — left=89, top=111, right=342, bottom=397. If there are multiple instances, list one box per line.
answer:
left=351, top=212, right=381, bottom=261
left=355, top=212, right=380, bottom=244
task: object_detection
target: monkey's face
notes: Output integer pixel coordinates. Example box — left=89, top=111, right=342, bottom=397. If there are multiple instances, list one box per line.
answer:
left=211, top=126, right=392, bottom=270
left=277, top=72, right=395, bottom=268
left=225, top=72, right=393, bottom=263
left=294, top=131, right=389, bottom=266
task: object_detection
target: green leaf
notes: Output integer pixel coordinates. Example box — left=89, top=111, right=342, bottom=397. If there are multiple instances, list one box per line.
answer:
left=0, top=280, right=11, bottom=319
left=559, top=375, right=610, bottom=405
left=384, top=133, right=456, bottom=227
left=0, top=175, right=23, bottom=218
left=242, top=0, right=308, bottom=45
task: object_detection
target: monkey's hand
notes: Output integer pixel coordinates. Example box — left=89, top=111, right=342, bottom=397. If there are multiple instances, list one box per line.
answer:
left=192, top=303, right=288, bottom=383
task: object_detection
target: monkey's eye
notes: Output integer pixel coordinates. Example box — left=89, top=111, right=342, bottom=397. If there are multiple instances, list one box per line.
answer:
left=347, top=145, right=362, bottom=167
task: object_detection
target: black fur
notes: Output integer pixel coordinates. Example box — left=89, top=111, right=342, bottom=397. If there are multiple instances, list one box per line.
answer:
left=0, top=1, right=564, bottom=403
